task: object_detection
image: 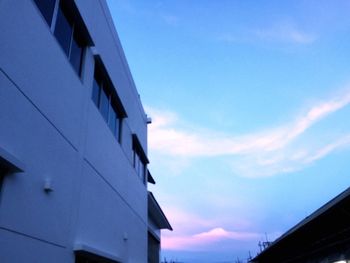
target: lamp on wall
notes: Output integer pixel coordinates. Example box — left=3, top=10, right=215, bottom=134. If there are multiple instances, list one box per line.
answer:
left=123, top=232, right=128, bottom=241
left=43, top=178, right=54, bottom=193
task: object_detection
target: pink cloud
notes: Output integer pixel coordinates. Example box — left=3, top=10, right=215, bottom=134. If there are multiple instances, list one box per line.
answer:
left=159, top=206, right=260, bottom=251
left=194, top=228, right=259, bottom=241
left=162, top=228, right=260, bottom=251
left=162, top=203, right=255, bottom=232
left=161, top=207, right=214, bottom=233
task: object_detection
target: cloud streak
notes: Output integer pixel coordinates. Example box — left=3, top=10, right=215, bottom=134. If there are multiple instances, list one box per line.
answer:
left=162, top=227, right=260, bottom=251
left=219, top=22, right=316, bottom=45
left=160, top=206, right=283, bottom=251
left=147, top=88, right=350, bottom=177
left=160, top=14, right=180, bottom=26
left=255, top=23, right=316, bottom=44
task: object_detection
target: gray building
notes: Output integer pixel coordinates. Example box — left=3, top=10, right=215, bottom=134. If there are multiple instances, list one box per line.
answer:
left=0, top=0, right=171, bottom=262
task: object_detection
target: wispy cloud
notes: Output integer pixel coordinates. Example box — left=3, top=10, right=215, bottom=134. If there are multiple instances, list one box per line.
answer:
left=160, top=14, right=180, bottom=26
left=147, top=87, right=350, bottom=177
left=162, top=207, right=215, bottom=233
left=304, top=135, right=350, bottom=163
left=107, top=0, right=136, bottom=15
left=194, top=228, right=259, bottom=241
left=255, top=22, right=316, bottom=44
left=219, top=22, right=316, bottom=45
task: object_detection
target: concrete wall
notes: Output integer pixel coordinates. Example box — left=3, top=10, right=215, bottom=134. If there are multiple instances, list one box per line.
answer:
left=0, top=0, right=149, bottom=262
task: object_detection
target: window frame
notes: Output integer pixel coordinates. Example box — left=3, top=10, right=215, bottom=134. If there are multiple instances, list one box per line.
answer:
left=74, top=244, right=122, bottom=263
left=0, top=165, right=8, bottom=202
left=32, top=0, right=56, bottom=26
left=92, top=58, right=127, bottom=143
left=54, top=3, right=73, bottom=57
left=76, top=254, right=119, bottom=263
left=132, top=134, right=149, bottom=184
left=0, top=147, right=25, bottom=203
left=148, top=231, right=161, bottom=263
left=32, top=0, right=93, bottom=77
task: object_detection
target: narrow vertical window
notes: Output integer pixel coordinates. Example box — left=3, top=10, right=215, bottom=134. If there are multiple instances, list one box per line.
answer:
left=92, top=78, right=101, bottom=107
left=33, top=0, right=91, bottom=78
left=33, top=0, right=56, bottom=26
left=139, top=162, right=145, bottom=182
left=54, top=4, right=73, bottom=57
left=0, top=165, right=8, bottom=201
left=92, top=61, right=126, bottom=143
left=99, top=88, right=109, bottom=122
left=108, top=105, right=118, bottom=138
left=133, top=151, right=146, bottom=183
left=117, top=119, right=122, bottom=143
left=132, top=135, right=149, bottom=185
left=70, top=30, right=84, bottom=75
left=133, top=152, right=139, bottom=173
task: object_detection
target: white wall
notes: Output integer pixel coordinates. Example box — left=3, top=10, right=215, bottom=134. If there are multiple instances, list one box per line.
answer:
left=0, top=0, right=149, bottom=262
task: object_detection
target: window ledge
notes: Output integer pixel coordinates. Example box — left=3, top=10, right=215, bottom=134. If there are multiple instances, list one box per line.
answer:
left=74, top=243, right=123, bottom=263
left=0, top=146, right=25, bottom=172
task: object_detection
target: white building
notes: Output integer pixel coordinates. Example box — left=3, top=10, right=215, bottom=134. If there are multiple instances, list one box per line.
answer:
left=0, top=0, right=171, bottom=262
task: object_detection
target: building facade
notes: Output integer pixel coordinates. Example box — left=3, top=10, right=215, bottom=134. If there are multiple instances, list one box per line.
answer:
left=0, top=0, right=171, bottom=262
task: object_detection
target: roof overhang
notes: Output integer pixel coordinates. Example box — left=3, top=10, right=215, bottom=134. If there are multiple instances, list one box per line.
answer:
left=132, top=134, right=149, bottom=164
left=147, top=170, right=156, bottom=184
left=148, top=192, right=172, bottom=231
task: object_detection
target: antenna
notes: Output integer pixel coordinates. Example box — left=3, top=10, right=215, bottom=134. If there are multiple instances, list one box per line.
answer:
left=262, top=232, right=271, bottom=249
left=247, top=250, right=252, bottom=262
left=258, top=241, right=263, bottom=252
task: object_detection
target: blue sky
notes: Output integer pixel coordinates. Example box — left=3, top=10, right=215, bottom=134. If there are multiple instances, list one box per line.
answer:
left=107, top=0, right=350, bottom=262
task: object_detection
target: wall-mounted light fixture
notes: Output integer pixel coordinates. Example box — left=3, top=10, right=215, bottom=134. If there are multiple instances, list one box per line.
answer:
left=43, top=178, right=54, bottom=193
left=123, top=232, right=128, bottom=241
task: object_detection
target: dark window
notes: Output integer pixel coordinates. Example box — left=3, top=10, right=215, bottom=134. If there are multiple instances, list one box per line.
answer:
left=33, top=0, right=92, bottom=78
left=99, top=88, right=109, bottom=122
left=51, top=1, right=89, bottom=77
left=0, top=165, right=7, bottom=177
left=75, top=254, right=119, bottom=263
left=148, top=232, right=160, bottom=263
left=33, top=0, right=56, bottom=26
left=133, top=152, right=139, bottom=173
left=134, top=152, right=146, bottom=183
left=70, top=31, right=84, bottom=75
left=54, top=5, right=72, bottom=57
left=0, top=165, right=8, bottom=201
left=140, top=162, right=145, bottom=182
left=108, top=105, right=118, bottom=138
left=76, top=255, right=99, bottom=263
left=92, top=62, right=126, bottom=142
left=92, top=78, right=101, bottom=107
left=132, top=135, right=148, bottom=184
